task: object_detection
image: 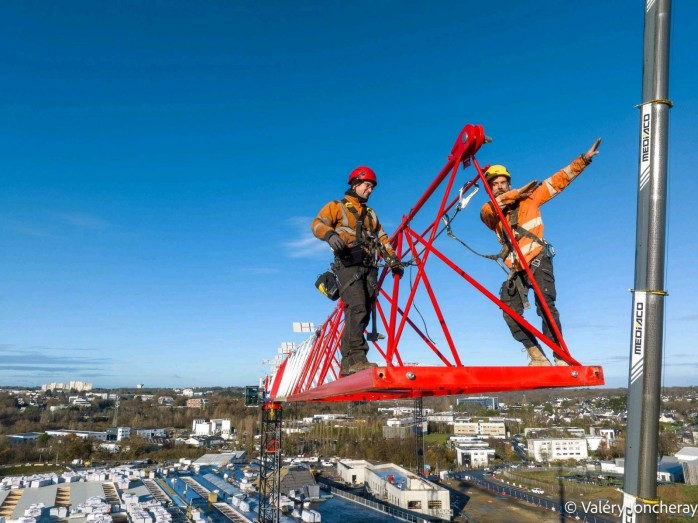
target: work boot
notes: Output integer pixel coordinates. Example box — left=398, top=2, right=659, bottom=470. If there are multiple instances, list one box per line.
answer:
left=553, top=354, right=570, bottom=366
left=341, top=361, right=378, bottom=377
left=526, top=346, right=552, bottom=366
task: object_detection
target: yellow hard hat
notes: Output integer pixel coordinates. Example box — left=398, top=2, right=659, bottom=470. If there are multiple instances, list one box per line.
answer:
left=485, top=165, right=511, bottom=182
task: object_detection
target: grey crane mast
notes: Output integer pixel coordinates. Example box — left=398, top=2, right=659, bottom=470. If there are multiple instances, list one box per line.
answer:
left=622, top=1, right=672, bottom=522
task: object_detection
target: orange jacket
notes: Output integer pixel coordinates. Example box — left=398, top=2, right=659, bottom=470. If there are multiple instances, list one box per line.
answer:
left=480, top=156, right=589, bottom=270
left=311, top=193, right=396, bottom=260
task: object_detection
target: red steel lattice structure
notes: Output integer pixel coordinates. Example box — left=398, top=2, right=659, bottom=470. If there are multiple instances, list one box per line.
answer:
left=266, top=124, right=604, bottom=402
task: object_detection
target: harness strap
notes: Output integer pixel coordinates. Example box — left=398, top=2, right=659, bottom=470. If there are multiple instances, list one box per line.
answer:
left=509, top=203, right=547, bottom=248
left=341, top=198, right=368, bottom=242
left=332, top=264, right=366, bottom=294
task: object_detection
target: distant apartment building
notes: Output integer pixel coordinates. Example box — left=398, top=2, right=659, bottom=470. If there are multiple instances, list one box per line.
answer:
left=453, top=420, right=506, bottom=439
left=528, top=438, right=589, bottom=462
left=42, top=381, right=93, bottom=392
left=192, top=418, right=232, bottom=438
left=186, top=398, right=209, bottom=408
left=456, top=396, right=499, bottom=410
left=158, top=396, right=175, bottom=406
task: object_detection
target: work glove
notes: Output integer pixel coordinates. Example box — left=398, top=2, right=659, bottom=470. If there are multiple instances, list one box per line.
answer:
left=391, top=265, right=404, bottom=279
left=515, top=180, right=539, bottom=201
left=496, top=180, right=538, bottom=209
left=326, top=233, right=346, bottom=252
left=386, top=257, right=404, bottom=279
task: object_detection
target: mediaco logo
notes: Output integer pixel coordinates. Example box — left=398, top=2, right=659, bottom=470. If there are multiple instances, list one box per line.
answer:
left=641, top=112, right=651, bottom=163
left=634, top=300, right=644, bottom=356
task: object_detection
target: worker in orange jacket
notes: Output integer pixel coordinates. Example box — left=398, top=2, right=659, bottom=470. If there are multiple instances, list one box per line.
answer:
left=312, top=166, right=403, bottom=376
left=480, top=138, right=601, bottom=366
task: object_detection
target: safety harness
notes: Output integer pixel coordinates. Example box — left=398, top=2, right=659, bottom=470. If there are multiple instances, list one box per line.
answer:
left=336, top=198, right=385, bottom=267
left=499, top=203, right=556, bottom=309
left=442, top=185, right=556, bottom=310
left=506, top=203, right=556, bottom=260
left=336, top=199, right=388, bottom=341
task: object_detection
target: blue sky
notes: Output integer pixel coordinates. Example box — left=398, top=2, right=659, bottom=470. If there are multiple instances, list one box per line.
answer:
left=2, top=1, right=697, bottom=390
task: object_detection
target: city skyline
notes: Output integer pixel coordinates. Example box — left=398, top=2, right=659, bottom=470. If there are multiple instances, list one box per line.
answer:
left=2, top=1, right=697, bottom=389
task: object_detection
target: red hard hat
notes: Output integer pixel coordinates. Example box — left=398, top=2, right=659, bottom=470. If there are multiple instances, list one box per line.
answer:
left=348, top=166, right=378, bottom=187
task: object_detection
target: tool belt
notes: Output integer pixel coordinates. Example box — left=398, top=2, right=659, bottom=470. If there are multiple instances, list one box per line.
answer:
left=338, top=244, right=367, bottom=267
left=506, top=252, right=547, bottom=310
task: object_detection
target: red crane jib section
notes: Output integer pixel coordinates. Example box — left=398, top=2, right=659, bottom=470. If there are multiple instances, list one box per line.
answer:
left=267, top=123, right=605, bottom=402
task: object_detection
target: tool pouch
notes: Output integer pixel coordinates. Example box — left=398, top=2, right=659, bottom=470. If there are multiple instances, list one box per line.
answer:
left=315, top=270, right=340, bottom=301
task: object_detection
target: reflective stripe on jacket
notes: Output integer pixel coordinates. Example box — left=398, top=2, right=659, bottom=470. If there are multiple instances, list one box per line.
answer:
left=311, top=193, right=396, bottom=259
left=480, top=156, right=588, bottom=270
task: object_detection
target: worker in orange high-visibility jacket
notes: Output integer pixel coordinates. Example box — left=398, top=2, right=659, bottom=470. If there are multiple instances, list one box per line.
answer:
left=480, top=138, right=602, bottom=366
left=312, top=166, right=403, bottom=377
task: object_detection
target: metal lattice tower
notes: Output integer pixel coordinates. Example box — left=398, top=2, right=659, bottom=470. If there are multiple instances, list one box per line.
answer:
left=414, top=397, right=424, bottom=476
left=257, top=402, right=283, bottom=523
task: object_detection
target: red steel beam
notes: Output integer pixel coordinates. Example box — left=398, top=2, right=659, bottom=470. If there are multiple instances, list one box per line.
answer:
left=284, top=365, right=605, bottom=403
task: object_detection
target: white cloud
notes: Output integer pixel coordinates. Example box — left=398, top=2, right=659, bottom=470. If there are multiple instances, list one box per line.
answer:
left=284, top=216, right=332, bottom=259
left=53, top=212, right=109, bottom=229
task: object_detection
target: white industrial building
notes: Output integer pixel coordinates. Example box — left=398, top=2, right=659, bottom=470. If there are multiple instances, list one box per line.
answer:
left=528, top=438, right=589, bottom=462
left=134, top=428, right=168, bottom=440
left=455, top=446, right=496, bottom=468
left=336, top=460, right=450, bottom=521
left=192, top=419, right=232, bottom=438
left=44, top=429, right=108, bottom=441
left=106, top=427, right=131, bottom=441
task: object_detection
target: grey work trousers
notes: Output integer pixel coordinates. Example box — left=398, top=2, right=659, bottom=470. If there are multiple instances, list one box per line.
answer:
left=334, top=261, right=378, bottom=370
left=500, top=255, right=562, bottom=349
